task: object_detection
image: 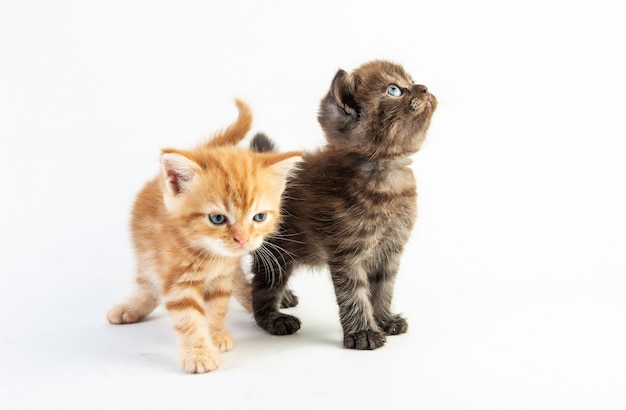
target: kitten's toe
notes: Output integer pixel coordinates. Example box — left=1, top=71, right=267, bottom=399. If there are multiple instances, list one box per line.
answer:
left=260, top=313, right=301, bottom=335
left=107, top=305, right=143, bottom=324
left=382, top=315, right=408, bottom=336
left=280, top=289, right=299, bottom=308
left=343, top=330, right=386, bottom=350
left=211, top=330, right=234, bottom=352
left=180, top=348, right=221, bottom=373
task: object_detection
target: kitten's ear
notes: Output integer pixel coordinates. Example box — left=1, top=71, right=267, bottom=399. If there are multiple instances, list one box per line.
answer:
left=160, top=150, right=201, bottom=197
left=265, top=151, right=304, bottom=181
left=330, top=69, right=361, bottom=117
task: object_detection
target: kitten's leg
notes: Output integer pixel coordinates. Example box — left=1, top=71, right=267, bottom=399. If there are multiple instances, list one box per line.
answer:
left=164, top=280, right=220, bottom=373
left=233, top=257, right=297, bottom=310
left=250, top=244, right=300, bottom=335
left=280, top=288, right=299, bottom=308
left=370, top=254, right=408, bottom=336
left=232, top=264, right=253, bottom=313
left=204, top=274, right=234, bottom=353
left=329, top=261, right=386, bottom=350
left=107, top=274, right=160, bottom=324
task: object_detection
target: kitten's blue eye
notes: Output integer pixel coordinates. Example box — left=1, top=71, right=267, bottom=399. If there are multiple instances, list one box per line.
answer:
left=208, top=214, right=227, bottom=225
left=387, top=85, right=402, bottom=97
left=253, top=213, right=266, bottom=222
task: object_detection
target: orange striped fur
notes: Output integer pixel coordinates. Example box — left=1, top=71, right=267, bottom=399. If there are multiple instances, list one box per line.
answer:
left=107, top=100, right=302, bottom=373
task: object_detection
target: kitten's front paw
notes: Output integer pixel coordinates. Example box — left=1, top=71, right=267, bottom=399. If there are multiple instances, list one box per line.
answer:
left=180, top=348, right=221, bottom=374
left=107, top=305, right=142, bottom=324
left=211, top=330, right=234, bottom=352
left=343, top=330, right=386, bottom=350
left=280, top=289, right=299, bottom=308
left=381, top=315, right=408, bottom=336
left=259, top=313, right=301, bottom=335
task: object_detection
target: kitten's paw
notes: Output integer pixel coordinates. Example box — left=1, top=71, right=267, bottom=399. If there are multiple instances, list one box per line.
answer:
left=211, top=330, right=234, bottom=352
left=381, top=315, right=408, bottom=336
left=180, top=348, right=221, bottom=374
left=343, top=330, right=386, bottom=350
left=106, top=305, right=143, bottom=324
left=280, top=289, right=299, bottom=308
left=259, top=313, right=301, bottom=335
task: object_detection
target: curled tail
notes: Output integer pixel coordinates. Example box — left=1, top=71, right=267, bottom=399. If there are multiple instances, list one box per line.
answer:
left=205, top=99, right=254, bottom=147
left=250, top=132, right=277, bottom=152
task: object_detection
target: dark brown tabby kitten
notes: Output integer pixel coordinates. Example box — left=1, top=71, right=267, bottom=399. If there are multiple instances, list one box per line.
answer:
left=250, top=60, right=437, bottom=349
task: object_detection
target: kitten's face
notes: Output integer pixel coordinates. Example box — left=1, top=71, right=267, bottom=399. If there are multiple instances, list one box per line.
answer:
left=318, top=60, right=437, bottom=158
left=160, top=147, right=301, bottom=258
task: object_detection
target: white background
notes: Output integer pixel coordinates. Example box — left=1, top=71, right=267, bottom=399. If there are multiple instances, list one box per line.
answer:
left=1, top=1, right=625, bottom=409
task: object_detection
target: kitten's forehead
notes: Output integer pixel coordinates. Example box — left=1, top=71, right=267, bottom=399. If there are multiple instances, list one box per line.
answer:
left=355, top=60, right=413, bottom=87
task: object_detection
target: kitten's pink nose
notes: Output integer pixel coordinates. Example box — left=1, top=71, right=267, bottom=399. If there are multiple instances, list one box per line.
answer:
left=233, top=235, right=249, bottom=246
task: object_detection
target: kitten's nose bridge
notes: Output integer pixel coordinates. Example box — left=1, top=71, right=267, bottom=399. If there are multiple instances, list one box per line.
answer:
left=231, top=228, right=249, bottom=246
left=413, top=84, right=428, bottom=94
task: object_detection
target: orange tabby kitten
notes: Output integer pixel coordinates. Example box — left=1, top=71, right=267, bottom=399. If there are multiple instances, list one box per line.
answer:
left=107, top=100, right=302, bottom=373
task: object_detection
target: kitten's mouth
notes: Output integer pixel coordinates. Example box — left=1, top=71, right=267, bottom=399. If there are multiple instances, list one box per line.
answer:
left=426, top=95, right=433, bottom=108
left=232, top=245, right=250, bottom=254
left=411, top=93, right=437, bottom=113
left=230, top=242, right=261, bottom=256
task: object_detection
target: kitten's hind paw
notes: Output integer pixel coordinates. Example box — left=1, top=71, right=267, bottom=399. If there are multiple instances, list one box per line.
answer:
left=280, top=289, right=299, bottom=308
left=180, top=348, right=221, bottom=374
left=381, top=315, right=408, bottom=336
left=259, top=313, right=301, bottom=335
left=343, top=330, right=386, bottom=350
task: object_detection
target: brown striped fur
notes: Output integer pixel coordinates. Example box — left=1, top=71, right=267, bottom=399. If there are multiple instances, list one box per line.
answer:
left=249, top=60, right=437, bottom=349
left=107, top=100, right=302, bottom=373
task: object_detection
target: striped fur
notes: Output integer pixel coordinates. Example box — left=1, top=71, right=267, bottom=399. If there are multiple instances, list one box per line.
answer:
left=250, top=60, right=437, bottom=349
left=107, top=100, right=302, bottom=373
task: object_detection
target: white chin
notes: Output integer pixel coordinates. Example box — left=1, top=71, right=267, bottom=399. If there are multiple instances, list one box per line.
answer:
left=200, top=238, right=261, bottom=258
left=216, top=247, right=248, bottom=258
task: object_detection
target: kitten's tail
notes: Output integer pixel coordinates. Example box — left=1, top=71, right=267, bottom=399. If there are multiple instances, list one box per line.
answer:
left=250, top=132, right=277, bottom=153
left=205, top=98, right=254, bottom=147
